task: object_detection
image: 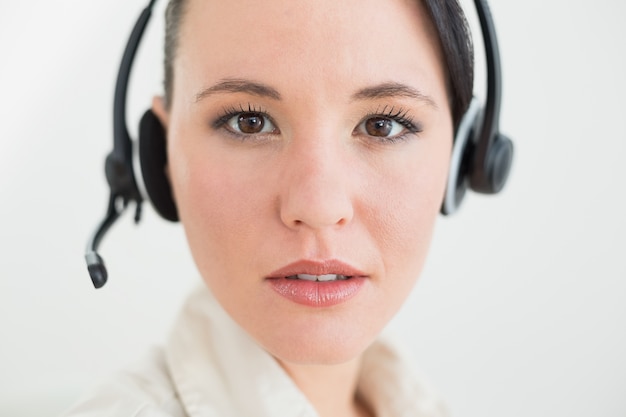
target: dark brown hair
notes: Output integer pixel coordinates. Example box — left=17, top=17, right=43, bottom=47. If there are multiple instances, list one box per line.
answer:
left=163, top=0, right=186, bottom=108
left=162, top=0, right=474, bottom=128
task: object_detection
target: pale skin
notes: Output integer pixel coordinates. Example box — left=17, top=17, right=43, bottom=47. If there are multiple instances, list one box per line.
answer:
left=152, top=0, right=453, bottom=416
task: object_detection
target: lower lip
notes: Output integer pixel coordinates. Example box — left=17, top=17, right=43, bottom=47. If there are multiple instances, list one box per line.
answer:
left=267, top=277, right=366, bottom=307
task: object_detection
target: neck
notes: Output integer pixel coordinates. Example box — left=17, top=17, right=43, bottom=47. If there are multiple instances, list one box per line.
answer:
left=278, top=356, right=373, bottom=417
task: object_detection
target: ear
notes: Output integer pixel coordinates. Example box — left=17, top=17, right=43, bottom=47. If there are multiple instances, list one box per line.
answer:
left=151, top=96, right=169, bottom=129
left=137, top=97, right=179, bottom=222
left=150, top=96, right=172, bottom=181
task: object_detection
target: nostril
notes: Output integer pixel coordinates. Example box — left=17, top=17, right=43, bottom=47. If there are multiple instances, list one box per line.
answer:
left=336, top=217, right=348, bottom=226
left=284, top=214, right=351, bottom=230
left=281, top=202, right=353, bottom=230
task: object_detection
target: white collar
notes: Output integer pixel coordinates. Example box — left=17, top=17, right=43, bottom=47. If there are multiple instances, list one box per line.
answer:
left=166, top=286, right=447, bottom=417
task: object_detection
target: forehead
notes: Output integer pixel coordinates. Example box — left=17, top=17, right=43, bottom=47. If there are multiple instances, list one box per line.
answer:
left=174, top=0, right=447, bottom=105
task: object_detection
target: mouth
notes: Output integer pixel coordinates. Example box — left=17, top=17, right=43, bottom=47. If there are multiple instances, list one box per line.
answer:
left=266, top=260, right=367, bottom=307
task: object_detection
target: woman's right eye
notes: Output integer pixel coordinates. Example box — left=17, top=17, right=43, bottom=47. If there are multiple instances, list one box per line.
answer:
left=223, top=112, right=278, bottom=135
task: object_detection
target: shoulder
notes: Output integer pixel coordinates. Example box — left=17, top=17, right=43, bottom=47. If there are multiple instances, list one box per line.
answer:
left=61, top=347, right=187, bottom=417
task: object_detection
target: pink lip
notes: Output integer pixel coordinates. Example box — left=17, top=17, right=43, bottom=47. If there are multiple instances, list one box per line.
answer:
left=267, top=259, right=367, bottom=279
left=266, top=259, right=367, bottom=307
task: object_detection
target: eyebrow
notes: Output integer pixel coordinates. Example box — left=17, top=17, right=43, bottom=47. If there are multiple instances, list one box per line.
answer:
left=195, top=78, right=281, bottom=102
left=351, top=82, right=438, bottom=108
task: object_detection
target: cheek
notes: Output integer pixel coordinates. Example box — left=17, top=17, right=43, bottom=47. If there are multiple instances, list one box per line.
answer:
left=362, top=138, right=451, bottom=293
left=167, top=131, right=272, bottom=288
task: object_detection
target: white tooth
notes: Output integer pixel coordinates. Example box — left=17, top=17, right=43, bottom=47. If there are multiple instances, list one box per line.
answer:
left=297, top=274, right=317, bottom=281
left=317, top=274, right=337, bottom=282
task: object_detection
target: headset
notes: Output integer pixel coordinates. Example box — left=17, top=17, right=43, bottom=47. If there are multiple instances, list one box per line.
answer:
left=85, top=0, right=514, bottom=289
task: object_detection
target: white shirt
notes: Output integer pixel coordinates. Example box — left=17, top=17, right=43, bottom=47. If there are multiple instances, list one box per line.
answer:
left=62, top=286, right=447, bottom=417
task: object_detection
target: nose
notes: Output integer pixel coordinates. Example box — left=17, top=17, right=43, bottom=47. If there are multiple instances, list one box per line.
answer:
left=279, top=136, right=354, bottom=231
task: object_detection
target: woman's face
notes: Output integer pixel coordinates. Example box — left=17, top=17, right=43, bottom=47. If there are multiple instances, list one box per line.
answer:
left=159, top=0, right=453, bottom=365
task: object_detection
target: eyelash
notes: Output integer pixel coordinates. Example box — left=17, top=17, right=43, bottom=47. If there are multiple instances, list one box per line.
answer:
left=357, top=106, right=423, bottom=143
left=211, top=103, right=277, bottom=137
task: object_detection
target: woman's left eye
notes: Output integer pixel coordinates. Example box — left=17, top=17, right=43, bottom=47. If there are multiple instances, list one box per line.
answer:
left=225, top=112, right=277, bottom=135
left=357, top=117, right=406, bottom=138
left=354, top=110, right=421, bottom=141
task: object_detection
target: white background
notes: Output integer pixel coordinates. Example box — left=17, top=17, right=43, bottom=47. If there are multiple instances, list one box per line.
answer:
left=1, top=1, right=625, bottom=416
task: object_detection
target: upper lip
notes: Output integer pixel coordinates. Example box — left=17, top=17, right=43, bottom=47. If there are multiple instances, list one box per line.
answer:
left=267, top=259, right=367, bottom=279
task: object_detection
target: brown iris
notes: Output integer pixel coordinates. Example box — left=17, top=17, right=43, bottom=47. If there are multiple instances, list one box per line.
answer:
left=237, top=113, right=265, bottom=134
left=365, top=117, right=393, bottom=137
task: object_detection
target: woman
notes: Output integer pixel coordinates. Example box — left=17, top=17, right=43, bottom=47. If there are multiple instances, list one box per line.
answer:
left=68, top=0, right=476, bottom=415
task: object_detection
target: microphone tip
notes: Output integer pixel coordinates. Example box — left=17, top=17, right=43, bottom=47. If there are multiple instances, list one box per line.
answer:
left=88, top=264, right=108, bottom=289
left=85, top=252, right=108, bottom=289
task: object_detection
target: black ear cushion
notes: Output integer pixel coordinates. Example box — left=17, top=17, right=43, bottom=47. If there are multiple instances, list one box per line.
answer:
left=485, top=134, right=514, bottom=194
left=138, top=110, right=179, bottom=222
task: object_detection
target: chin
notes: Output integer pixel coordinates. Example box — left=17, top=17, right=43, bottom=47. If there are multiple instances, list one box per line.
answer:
left=254, top=313, right=382, bottom=367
